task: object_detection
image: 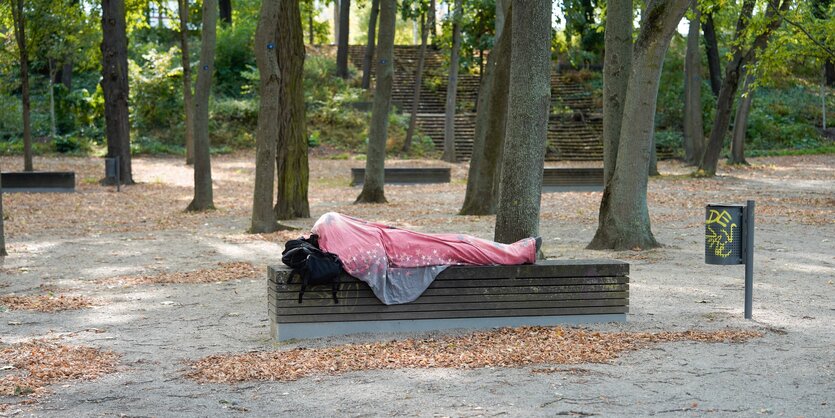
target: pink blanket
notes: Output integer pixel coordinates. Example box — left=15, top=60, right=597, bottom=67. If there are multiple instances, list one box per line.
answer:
left=311, top=212, right=535, bottom=304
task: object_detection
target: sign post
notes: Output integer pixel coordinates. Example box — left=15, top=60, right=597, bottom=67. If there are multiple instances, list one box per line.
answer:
left=705, top=201, right=755, bottom=319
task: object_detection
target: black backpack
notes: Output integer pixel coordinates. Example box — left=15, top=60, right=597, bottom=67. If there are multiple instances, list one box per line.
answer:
left=281, top=235, right=343, bottom=304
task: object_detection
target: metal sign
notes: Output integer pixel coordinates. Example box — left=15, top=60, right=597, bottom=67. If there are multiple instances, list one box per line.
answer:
left=705, top=201, right=755, bottom=319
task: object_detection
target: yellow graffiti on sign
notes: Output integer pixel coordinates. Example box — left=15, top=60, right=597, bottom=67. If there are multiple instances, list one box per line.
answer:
left=706, top=209, right=737, bottom=257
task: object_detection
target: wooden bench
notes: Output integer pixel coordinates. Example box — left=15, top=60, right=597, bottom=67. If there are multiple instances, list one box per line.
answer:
left=268, top=260, right=629, bottom=341
left=350, top=168, right=451, bottom=186
left=542, top=168, right=603, bottom=192
left=1, top=171, right=75, bottom=193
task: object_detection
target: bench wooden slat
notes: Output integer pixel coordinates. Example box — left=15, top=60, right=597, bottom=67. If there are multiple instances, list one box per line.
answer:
left=275, top=305, right=629, bottom=323
left=271, top=291, right=629, bottom=305
left=272, top=298, right=628, bottom=316
left=541, top=167, right=603, bottom=192
left=272, top=284, right=629, bottom=300
left=351, top=168, right=451, bottom=185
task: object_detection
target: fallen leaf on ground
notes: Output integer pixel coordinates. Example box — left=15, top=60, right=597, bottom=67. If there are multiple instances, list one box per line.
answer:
left=0, top=294, right=95, bottom=312
left=99, top=262, right=260, bottom=286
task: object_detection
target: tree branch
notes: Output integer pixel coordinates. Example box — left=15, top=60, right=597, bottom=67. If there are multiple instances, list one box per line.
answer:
left=766, top=1, right=835, bottom=59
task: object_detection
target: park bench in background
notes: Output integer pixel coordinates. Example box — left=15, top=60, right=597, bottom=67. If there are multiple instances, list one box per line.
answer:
left=350, top=167, right=451, bottom=186
left=1, top=171, right=75, bottom=193
left=268, top=260, right=629, bottom=341
left=542, top=167, right=603, bottom=192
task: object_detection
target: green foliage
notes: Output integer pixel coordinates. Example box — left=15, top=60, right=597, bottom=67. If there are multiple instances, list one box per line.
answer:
left=129, top=47, right=184, bottom=132
left=214, top=20, right=256, bottom=96
left=209, top=97, right=257, bottom=148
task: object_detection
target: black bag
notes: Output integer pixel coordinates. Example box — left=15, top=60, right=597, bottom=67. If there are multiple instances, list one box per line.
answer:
left=281, top=235, right=343, bottom=304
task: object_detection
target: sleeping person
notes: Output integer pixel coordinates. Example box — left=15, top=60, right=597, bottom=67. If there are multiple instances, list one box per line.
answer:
left=310, top=212, right=539, bottom=304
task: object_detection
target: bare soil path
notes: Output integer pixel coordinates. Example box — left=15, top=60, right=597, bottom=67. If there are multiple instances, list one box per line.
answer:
left=1, top=153, right=833, bottom=417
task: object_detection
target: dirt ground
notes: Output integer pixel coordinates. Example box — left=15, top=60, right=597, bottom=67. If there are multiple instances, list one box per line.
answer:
left=0, top=152, right=833, bottom=417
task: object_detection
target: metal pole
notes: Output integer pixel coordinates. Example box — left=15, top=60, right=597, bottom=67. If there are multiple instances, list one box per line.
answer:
left=744, top=200, right=755, bottom=319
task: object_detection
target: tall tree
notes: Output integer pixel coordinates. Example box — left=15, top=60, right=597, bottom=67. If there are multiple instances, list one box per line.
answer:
left=336, top=0, right=351, bottom=78
left=702, top=12, right=723, bottom=97
left=187, top=0, right=218, bottom=211
left=442, top=0, right=463, bottom=163
left=459, top=1, right=512, bottom=216
left=219, top=0, right=232, bottom=25
left=588, top=0, right=691, bottom=250
left=275, top=0, right=310, bottom=219
left=361, top=0, right=380, bottom=89
left=10, top=0, right=32, bottom=171
left=178, top=0, right=196, bottom=165
left=494, top=0, right=550, bottom=244
left=404, top=11, right=428, bottom=152
left=729, top=72, right=755, bottom=165
left=251, top=0, right=281, bottom=233
left=428, top=0, right=436, bottom=43
left=333, top=0, right=340, bottom=44
left=101, top=0, right=133, bottom=184
left=684, top=4, right=704, bottom=165
left=356, top=0, right=397, bottom=204
left=699, top=0, right=790, bottom=177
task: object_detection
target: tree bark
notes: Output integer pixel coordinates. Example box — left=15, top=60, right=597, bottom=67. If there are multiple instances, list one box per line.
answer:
left=494, top=0, right=551, bottom=245
left=333, top=0, right=340, bottom=44
left=495, top=0, right=507, bottom=40
left=459, top=2, right=512, bottom=216
left=187, top=0, right=218, bottom=211
left=356, top=0, right=396, bottom=204
left=684, top=5, right=704, bottom=165
left=428, top=0, right=437, bottom=44
left=11, top=0, right=32, bottom=171
left=826, top=61, right=835, bottom=87
left=60, top=61, right=73, bottom=90
left=588, top=0, right=690, bottom=251
left=308, top=0, right=314, bottom=45
left=178, top=0, right=196, bottom=165
left=336, top=0, right=351, bottom=78
left=702, top=12, right=722, bottom=97
left=101, top=0, right=133, bottom=183
left=251, top=0, right=281, bottom=233
left=48, top=60, right=57, bottom=140
left=361, top=0, right=380, bottom=89
left=730, top=72, right=754, bottom=165
left=0, top=166, right=6, bottom=257
left=275, top=0, right=310, bottom=220
left=404, top=13, right=428, bottom=153
left=219, top=0, right=232, bottom=25
left=599, top=0, right=632, bottom=188
left=442, top=0, right=463, bottom=163
left=699, top=0, right=789, bottom=177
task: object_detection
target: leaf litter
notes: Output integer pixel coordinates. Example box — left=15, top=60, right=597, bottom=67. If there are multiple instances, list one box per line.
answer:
left=186, top=327, right=761, bottom=383
left=0, top=339, right=119, bottom=397
left=0, top=294, right=95, bottom=312
left=98, top=261, right=260, bottom=286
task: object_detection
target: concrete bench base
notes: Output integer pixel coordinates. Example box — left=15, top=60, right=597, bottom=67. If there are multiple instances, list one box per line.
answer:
left=268, top=260, right=629, bottom=341
left=351, top=168, right=450, bottom=186
left=542, top=168, right=603, bottom=192
left=1, top=171, right=76, bottom=193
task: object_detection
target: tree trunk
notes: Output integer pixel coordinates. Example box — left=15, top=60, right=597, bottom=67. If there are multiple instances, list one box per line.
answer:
left=0, top=166, right=6, bottom=257
left=648, top=137, right=659, bottom=176
left=442, top=0, right=463, bottom=163
left=702, top=13, right=722, bottom=97
left=11, top=0, right=32, bottom=171
left=588, top=0, right=690, bottom=251
left=187, top=0, right=218, bottom=211
left=700, top=0, right=789, bottom=177
left=308, top=0, right=314, bottom=45
left=826, top=61, right=835, bottom=87
left=60, top=61, right=73, bottom=90
left=599, top=0, right=632, bottom=188
left=178, top=0, right=196, bottom=165
left=460, top=2, right=512, bottom=216
left=730, top=73, right=754, bottom=165
left=275, top=0, right=310, bottom=219
left=361, top=0, right=380, bottom=89
left=428, top=0, right=437, bottom=44
left=336, top=0, right=351, bottom=78
left=49, top=60, right=57, bottom=140
left=251, top=0, right=281, bottom=233
left=219, top=0, right=232, bottom=25
left=684, top=5, right=704, bottom=165
left=101, top=0, right=133, bottom=184
left=494, top=0, right=550, bottom=245
left=404, top=13, right=428, bottom=153
left=333, top=0, right=340, bottom=44
left=356, top=0, right=396, bottom=204
left=495, top=0, right=507, bottom=40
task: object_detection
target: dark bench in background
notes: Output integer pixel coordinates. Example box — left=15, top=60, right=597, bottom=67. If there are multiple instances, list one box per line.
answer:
left=268, top=260, right=629, bottom=341
left=350, top=167, right=451, bottom=186
left=542, top=168, right=603, bottom=192
left=1, top=171, right=75, bottom=193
